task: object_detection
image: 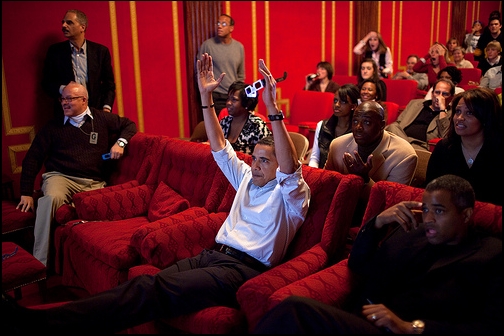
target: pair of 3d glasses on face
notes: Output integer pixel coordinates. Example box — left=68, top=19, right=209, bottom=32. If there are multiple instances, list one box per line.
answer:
left=245, top=72, right=288, bottom=98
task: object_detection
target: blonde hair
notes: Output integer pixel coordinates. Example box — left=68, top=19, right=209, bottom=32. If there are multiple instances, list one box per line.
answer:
left=485, top=41, right=502, bottom=52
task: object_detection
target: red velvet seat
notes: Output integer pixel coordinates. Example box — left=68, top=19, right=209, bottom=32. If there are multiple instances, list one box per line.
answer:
left=381, top=101, right=399, bottom=125
left=290, top=90, right=335, bottom=147
left=127, top=167, right=364, bottom=333
left=459, top=68, right=482, bottom=85
left=332, top=75, right=358, bottom=86
left=381, top=78, right=418, bottom=112
left=265, top=181, right=502, bottom=324
left=2, top=242, right=46, bottom=300
left=464, top=53, right=479, bottom=67
left=2, top=201, right=35, bottom=235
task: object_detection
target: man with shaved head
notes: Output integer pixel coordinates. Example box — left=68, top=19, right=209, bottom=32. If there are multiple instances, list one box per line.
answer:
left=325, top=100, right=417, bottom=191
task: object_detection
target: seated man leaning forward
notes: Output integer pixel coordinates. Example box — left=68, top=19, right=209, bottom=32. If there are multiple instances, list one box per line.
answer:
left=16, top=81, right=137, bottom=266
left=2, top=55, right=310, bottom=334
left=253, top=174, right=502, bottom=335
left=324, top=100, right=418, bottom=197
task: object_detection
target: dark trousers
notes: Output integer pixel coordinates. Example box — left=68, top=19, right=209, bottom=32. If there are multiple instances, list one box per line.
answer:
left=43, top=249, right=261, bottom=333
left=253, top=296, right=385, bottom=334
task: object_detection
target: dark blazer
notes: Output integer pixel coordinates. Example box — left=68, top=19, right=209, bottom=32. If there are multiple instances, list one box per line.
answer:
left=42, top=40, right=116, bottom=114
left=349, top=219, right=502, bottom=334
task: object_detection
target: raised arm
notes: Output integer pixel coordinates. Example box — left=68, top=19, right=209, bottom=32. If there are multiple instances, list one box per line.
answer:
left=258, top=59, right=298, bottom=174
left=196, top=53, right=226, bottom=152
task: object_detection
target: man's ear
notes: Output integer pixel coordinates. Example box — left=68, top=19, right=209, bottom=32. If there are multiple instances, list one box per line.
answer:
left=462, top=207, right=474, bottom=224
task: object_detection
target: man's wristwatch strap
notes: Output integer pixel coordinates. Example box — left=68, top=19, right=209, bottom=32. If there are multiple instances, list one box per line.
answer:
left=268, top=110, right=284, bottom=121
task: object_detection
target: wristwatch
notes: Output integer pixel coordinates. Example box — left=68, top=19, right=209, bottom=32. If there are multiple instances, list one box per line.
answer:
left=411, top=320, right=425, bottom=334
left=268, top=110, right=284, bottom=121
left=116, top=140, right=126, bottom=148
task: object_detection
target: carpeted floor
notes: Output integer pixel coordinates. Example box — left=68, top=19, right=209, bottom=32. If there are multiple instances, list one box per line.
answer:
left=6, top=273, right=90, bottom=307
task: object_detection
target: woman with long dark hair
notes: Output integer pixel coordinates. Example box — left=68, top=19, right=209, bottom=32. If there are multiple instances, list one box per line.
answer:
left=426, top=88, right=503, bottom=205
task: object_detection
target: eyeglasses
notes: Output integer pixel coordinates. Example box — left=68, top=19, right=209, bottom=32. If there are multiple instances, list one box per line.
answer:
left=333, top=98, right=348, bottom=105
left=59, top=96, right=84, bottom=103
left=433, top=90, right=451, bottom=98
left=216, top=22, right=229, bottom=27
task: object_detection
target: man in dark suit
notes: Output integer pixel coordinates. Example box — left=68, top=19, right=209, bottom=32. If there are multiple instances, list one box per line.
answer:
left=42, top=9, right=116, bottom=116
left=253, top=174, right=502, bottom=334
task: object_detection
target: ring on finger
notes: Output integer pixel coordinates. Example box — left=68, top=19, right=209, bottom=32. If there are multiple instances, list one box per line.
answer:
left=371, top=314, right=377, bottom=321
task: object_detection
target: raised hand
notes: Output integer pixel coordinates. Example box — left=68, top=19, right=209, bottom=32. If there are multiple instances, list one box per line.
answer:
left=375, top=200, right=423, bottom=231
left=258, top=59, right=277, bottom=110
left=196, top=53, right=225, bottom=95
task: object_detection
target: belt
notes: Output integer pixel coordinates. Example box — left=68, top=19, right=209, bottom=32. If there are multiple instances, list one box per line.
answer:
left=215, top=244, right=268, bottom=272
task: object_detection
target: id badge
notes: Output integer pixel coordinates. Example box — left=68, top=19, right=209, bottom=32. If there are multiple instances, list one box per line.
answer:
left=90, top=132, right=98, bottom=144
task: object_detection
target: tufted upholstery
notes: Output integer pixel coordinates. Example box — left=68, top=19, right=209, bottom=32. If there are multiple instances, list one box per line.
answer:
left=73, top=184, right=155, bottom=221
left=53, top=137, right=237, bottom=295
left=127, top=168, right=364, bottom=334
left=2, top=201, right=36, bottom=235
left=2, top=242, right=46, bottom=299
left=264, top=180, right=502, bottom=325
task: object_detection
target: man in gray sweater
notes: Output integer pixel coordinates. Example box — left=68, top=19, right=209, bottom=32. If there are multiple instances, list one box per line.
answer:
left=199, top=14, right=245, bottom=116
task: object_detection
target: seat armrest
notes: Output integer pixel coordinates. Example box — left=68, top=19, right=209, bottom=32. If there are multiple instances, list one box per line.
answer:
left=139, top=212, right=228, bottom=268
left=237, top=244, right=329, bottom=330
left=428, top=138, right=442, bottom=152
left=265, top=259, right=355, bottom=315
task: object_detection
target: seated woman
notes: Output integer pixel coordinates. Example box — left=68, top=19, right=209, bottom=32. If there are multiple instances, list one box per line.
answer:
left=452, top=46, right=475, bottom=68
left=304, top=61, right=340, bottom=93
left=445, top=37, right=460, bottom=63
left=425, top=88, right=502, bottom=205
left=358, top=79, right=387, bottom=123
left=353, top=30, right=393, bottom=79
left=357, top=58, right=387, bottom=101
left=308, top=84, right=360, bottom=168
left=413, top=42, right=454, bottom=89
left=424, top=65, right=465, bottom=100
left=191, top=81, right=272, bottom=155
left=219, top=81, right=272, bottom=155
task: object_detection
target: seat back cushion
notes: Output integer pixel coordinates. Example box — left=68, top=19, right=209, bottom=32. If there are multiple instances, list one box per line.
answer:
left=73, top=184, right=155, bottom=221
left=148, top=181, right=190, bottom=222
left=362, top=181, right=502, bottom=236
left=108, top=132, right=168, bottom=186
left=156, top=139, right=229, bottom=212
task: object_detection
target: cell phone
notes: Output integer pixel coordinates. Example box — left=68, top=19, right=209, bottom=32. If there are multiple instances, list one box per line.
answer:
left=102, top=153, right=111, bottom=160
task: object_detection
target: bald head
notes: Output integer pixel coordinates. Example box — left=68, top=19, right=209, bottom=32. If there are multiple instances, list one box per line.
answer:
left=357, top=101, right=385, bottom=119
left=61, top=81, right=89, bottom=117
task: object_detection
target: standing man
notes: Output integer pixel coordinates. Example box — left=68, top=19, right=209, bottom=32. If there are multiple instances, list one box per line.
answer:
left=17, top=82, right=137, bottom=266
left=199, top=14, right=245, bottom=116
left=42, top=9, right=116, bottom=117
